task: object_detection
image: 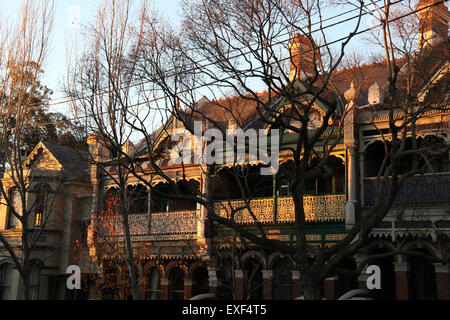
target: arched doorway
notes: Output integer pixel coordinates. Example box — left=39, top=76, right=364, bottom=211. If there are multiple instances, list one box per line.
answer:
left=409, top=249, right=437, bottom=300
left=367, top=248, right=396, bottom=300
left=127, top=184, right=148, bottom=214
left=169, top=267, right=185, bottom=300
left=192, top=267, right=209, bottom=297
left=29, top=262, right=41, bottom=300
left=146, top=267, right=161, bottom=300
left=243, top=257, right=263, bottom=300
left=272, top=257, right=293, bottom=300
left=217, top=257, right=234, bottom=300
left=365, top=141, right=388, bottom=177
left=335, top=258, right=358, bottom=298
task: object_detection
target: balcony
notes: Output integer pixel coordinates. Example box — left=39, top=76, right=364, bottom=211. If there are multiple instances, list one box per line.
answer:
left=213, top=194, right=346, bottom=224
left=363, top=173, right=450, bottom=207
left=101, top=210, right=200, bottom=240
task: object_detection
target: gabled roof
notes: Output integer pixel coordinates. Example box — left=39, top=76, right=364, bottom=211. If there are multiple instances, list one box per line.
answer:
left=25, top=141, right=89, bottom=182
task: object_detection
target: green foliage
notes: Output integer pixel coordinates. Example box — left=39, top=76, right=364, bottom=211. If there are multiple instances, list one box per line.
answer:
left=1, top=61, right=87, bottom=154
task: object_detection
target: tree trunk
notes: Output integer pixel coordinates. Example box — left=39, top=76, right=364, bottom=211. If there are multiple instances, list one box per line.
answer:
left=121, top=213, right=140, bottom=300
left=302, top=276, right=323, bottom=300
left=22, top=265, right=31, bottom=300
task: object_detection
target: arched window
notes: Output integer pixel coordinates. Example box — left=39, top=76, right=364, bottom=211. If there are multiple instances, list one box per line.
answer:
left=273, top=258, right=293, bottom=300
left=192, top=267, right=209, bottom=297
left=146, top=268, right=161, bottom=300
left=34, top=185, right=48, bottom=228
left=169, top=267, right=185, bottom=300
left=0, top=263, right=13, bottom=300
left=30, top=263, right=41, bottom=300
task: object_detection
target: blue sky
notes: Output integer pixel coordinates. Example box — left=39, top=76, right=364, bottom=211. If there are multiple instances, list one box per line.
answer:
left=0, top=0, right=182, bottom=113
left=2, top=1, right=448, bottom=116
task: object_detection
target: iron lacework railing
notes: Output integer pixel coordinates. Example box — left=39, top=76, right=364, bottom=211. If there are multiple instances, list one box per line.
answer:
left=102, top=210, right=200, bottom=237
left=363, top=173, right=450, bottom=207
left=213, top=194, right=346, bottom=224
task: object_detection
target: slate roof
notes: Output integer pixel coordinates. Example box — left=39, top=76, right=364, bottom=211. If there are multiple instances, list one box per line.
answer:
left=41, top=142, right=90, bottom=182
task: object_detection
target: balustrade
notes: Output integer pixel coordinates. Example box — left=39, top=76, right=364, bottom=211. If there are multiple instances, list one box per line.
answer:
left=214, top=194, right=346, bottom=224
left=363, top=174, right=450, bottom=206
left=99, top=210, right=199, bottom=237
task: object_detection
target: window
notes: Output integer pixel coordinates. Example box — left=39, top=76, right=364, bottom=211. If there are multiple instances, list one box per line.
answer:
left=146, top=268, right=161, bottom=300
left=6, top=188, right=19, bottom=229
left=29, top=263, right=41, bottom=300
left=34, top=186, right=48, bottom=228
left=0, top=263, right=13, bottom=300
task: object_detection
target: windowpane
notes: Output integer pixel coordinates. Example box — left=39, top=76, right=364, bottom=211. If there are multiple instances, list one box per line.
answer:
left=34, top=186, right=47, bottom=228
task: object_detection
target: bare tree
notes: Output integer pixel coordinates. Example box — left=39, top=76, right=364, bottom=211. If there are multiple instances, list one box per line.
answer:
left=0, top=0, right=56, bottom=300
left=131, top=0, right=449, bottom=299
left=65, top=0, right=155, bottom=300
left=69, top=0, right=449, bottom=300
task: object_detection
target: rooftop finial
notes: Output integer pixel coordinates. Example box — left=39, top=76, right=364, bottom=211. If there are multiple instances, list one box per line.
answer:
left=344, top=80, right=357, bottom=102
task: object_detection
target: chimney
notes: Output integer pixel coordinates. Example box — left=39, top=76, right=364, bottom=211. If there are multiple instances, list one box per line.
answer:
left=287, top=33, right=318, bottom=81
left=416, top=0, right=449, bottom=49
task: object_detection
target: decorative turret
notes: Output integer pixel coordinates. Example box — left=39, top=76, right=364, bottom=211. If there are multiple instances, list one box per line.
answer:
left=287, top=33, right=318, bottom=81
left=344, top=81, right=358, bottom=104
left=416, top=0, right=449, bottom=49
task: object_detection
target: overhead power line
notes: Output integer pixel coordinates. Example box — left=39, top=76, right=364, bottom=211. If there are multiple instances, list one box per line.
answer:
left=4, top=0, right=392, bottom=113
left=2, top=0, right=444, bottom=133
